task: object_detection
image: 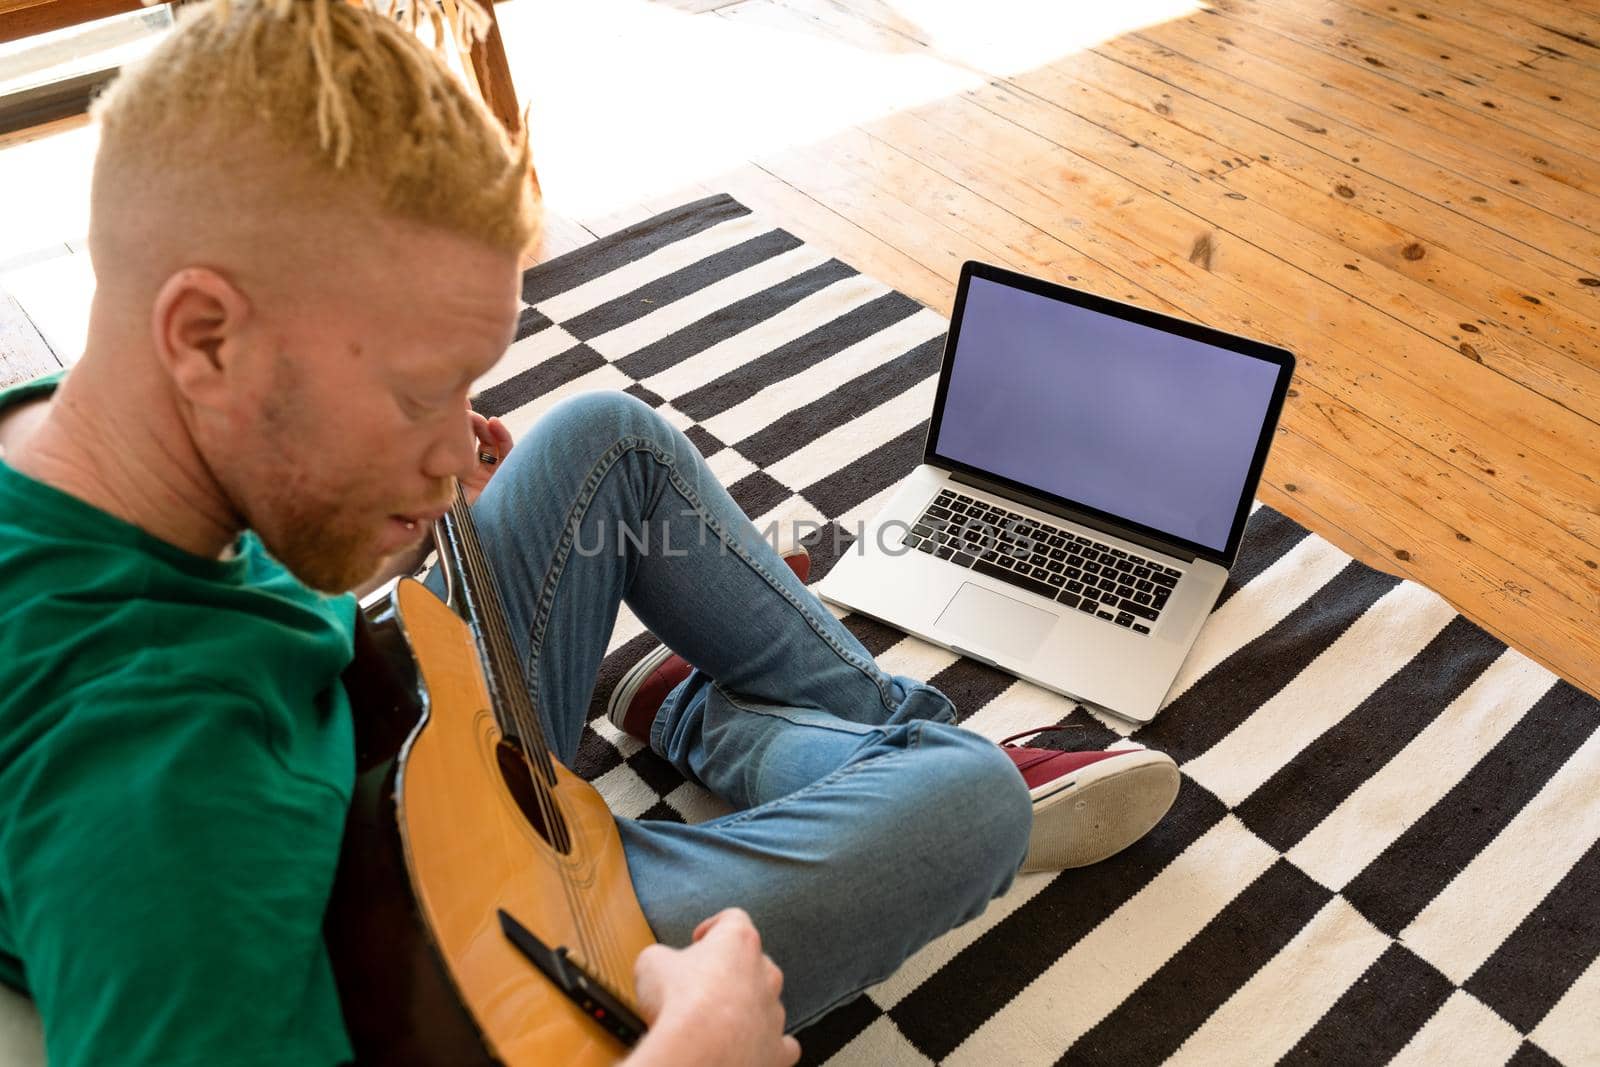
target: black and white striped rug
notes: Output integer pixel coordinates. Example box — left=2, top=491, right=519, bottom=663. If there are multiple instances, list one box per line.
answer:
left=478, top=194, right=1600, bottom=1066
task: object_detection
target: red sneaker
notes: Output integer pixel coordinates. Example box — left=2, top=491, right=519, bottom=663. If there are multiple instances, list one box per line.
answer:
left=606, top=545, right=811, bottom=744
left=1000, top=728, right=1180, bottom=872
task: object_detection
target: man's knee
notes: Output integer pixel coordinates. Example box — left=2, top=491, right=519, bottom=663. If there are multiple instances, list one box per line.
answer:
left=906, top=723, right=1033, bottom=889
left=540, top=389, right=671, bottom=455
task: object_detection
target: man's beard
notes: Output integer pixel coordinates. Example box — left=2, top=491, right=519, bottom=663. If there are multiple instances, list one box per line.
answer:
left=221, top=358, right=427, bottom=593
left=255, top=493, right=394, bottom=593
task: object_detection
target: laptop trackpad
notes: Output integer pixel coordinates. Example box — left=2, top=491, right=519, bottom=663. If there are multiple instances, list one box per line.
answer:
left=933, top=582, right=1058, bottom=662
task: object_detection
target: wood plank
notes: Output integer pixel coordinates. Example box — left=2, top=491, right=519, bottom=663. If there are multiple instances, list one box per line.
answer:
left=1345, top=0, right=1600, bottom=98
left=770, top=114, right=1600, bottom=694
left=1202, top=0, right=1600, bottom=147
left=0, top=111, right=87, bottom=150
left=718, top=163, right=955, bottom=312
left=1262, top=422, right=1600, bottom=699
left=519, top=206, right=597, bottom=269
left=0, top=0, right=143, bottom=46
left=771, top=114, right=1600, bottom=604
left=764, top=130, right=1188, bottom=317
left=464, top=0, right=522, bottom=137
left=754, top=139, right=988, bottom=290
left=1093, top=26, right=1600, bottom=321
left=770, top=0, right=1600, bottom=470
left=728, top=0, right=1600, bottom=697
left=1475, top=0, right=1600, bottom=42
left=758, top=0, right=1600, bottom=441
left=0, top=283, right=59, bottom=389
left=1291, top=0, right=1600, bottom=118
left=908, top=98, right=1599, bottom=513
left=1376, top=0, right=1600, bottom=66
left=1274, top=384, right=1599, bottom=621
left=1174, top=5, right=1600, bottom=221
left=1005, top=41, right=1600, bottom=406
left=867, top=104, right=1600, bottom=582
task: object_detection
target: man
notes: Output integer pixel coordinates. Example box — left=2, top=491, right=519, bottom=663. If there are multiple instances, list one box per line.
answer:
left=0, top=1, right=1180, bottom=1064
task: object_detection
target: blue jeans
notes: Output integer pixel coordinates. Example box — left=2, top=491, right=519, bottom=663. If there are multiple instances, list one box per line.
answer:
left=428, top=391, right=1031, bottom=1031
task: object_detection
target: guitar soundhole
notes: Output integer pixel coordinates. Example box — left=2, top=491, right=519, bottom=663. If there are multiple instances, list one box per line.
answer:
left=496, top=737, right=572, bottom=855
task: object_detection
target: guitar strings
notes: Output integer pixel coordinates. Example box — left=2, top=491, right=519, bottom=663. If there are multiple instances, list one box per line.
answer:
left=461, top=514, right=634, bottom=997
left=469, top=526, right=626, bottom=994
left=449, top=488, right=635, bottom=995
left=445, top=491, right=598, bottom=971
left=451, top=493, right=608, bottom=980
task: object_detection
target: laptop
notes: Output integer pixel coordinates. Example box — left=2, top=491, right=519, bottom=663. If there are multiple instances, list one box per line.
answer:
left=815, top=261, right=1295, bottom=724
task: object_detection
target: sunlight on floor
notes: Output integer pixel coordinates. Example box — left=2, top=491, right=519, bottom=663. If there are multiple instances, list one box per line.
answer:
left=493, top=0, right=1201, bottom=222
left=0, top=0, right=1204, bottom=355
left=0, top=124, right=99, bottom=362
left=0, top=123, right=97, bottom=266
left=850, top=0, right=1206, bottom=75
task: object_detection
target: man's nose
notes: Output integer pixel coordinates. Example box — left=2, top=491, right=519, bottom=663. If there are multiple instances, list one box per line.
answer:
left=421, top=412, right=477, bottom=481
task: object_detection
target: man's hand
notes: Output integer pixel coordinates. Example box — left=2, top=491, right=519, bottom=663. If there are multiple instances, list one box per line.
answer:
left=460, top=412, right=514, bottom=506
left=624, top=909, right=800, bottom=1067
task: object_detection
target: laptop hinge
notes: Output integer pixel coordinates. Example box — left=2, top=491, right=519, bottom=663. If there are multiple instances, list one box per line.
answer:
left=946, top=469, right=1199, bottom=564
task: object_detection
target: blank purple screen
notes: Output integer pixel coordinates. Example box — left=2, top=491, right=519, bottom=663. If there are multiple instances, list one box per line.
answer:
left=931, top=276, right=1281, bottom=553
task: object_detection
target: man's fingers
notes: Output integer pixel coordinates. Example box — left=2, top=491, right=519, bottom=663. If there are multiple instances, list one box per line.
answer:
left=691, top=911, right=725, bottom=942
left=467, top=412, right=508, bottom=470
left=629, top=944, right=678, bottom=1025
left=692, top=906, right=751, bottom=943
left=780, top=1035, right=801, bottom=1066
left=487, top=415, right=514, bottom=455
left=764, top=956, right=783, bottom=997
left=632, top=942, right=681, bottom=990
left=469, top=415, right=492, bottom=448
left=634, top=942, right=674, bottom=974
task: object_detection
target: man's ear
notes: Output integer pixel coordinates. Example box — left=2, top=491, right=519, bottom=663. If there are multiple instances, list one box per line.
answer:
left=150, top=267, right=250, bottom=410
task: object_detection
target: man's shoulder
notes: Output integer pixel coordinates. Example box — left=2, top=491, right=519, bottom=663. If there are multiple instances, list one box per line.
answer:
left=0, top=557, right=357, bottom=813
left=0, top=540, right=292, bottom=711
left=0, top=660, right=333, bottom=789
left=0, top=525, right=356, bottom=706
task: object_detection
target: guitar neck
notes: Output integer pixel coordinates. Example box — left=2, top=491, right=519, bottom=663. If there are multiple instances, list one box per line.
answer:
left=433, top=485, right=549, bottom=763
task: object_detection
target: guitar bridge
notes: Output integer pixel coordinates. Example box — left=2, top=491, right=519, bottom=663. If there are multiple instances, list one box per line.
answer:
left=498, top=909, right=648, bottom=1048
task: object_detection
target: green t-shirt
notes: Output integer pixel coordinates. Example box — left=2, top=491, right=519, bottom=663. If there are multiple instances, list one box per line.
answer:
left=0, top=373, right=358, bottom=1065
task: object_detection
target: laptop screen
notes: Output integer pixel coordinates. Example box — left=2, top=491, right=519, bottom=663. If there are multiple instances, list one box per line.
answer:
left=928, top=272, right=1288, bottom=557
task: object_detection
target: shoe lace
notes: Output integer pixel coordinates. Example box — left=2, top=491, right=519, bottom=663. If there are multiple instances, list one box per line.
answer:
left=997, top=724, right=1084, bottom=748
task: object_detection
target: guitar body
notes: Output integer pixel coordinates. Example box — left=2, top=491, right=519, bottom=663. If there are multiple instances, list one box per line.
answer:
left=328, top=577, right=657, bottom=1064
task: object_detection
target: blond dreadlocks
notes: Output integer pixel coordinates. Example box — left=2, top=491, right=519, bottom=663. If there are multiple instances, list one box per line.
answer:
left=87, top=0, right=539, bottom=283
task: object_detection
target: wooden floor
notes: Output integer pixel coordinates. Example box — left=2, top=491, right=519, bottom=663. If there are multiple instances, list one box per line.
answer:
left=4, top=0, right=1597, bottom=697
left=516, top=0, right=1600, bottom=700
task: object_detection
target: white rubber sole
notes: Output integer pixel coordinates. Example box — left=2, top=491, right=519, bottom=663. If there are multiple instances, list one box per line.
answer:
left=1020, top=750, right=1181, bottom=872
left=605, top=643, right=677, bottom=736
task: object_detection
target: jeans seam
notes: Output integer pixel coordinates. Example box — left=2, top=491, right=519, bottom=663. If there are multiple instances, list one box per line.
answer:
left=715, top=685, right=896, bottom=740
left=654, top=464, right=902, bottom=714
left=711, top=716, right=926, bottom=830
left=523, top=428, right=902, bottom=717
left=522, top=434, right=667, bottom=711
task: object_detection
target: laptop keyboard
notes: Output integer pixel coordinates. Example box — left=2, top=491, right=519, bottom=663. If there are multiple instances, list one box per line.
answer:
left=902, top=488, right=1182, bottom=636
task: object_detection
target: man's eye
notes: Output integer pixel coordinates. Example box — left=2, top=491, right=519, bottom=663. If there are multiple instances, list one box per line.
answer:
left=402, top=384, right=470, bottom=419
left=404, top=394, right=447, bottom=415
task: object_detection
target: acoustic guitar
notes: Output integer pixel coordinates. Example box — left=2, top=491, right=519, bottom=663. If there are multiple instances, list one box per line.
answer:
left=327, top=484, right=656, bottom=1063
